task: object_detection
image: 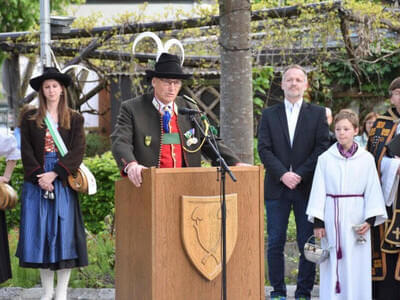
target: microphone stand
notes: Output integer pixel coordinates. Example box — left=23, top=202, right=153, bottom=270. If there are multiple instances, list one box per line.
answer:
left=188, top=112, right=236, bottom=300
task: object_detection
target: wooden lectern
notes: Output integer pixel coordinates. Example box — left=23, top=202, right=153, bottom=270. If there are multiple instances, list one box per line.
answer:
left=115, top=166, right=265, bottom=300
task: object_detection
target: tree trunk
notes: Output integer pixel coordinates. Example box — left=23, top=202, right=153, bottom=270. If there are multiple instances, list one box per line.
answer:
left=219, top=0, right=253, bottom=164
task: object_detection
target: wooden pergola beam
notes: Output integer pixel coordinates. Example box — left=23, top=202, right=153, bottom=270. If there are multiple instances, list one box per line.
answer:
left=0, top=41, right=338, bottom=68
left=0, top=1, right=342, bottom=42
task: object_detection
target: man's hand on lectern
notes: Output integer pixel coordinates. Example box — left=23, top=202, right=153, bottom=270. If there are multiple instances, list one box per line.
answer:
left=126, top=161, right=148, bottom=187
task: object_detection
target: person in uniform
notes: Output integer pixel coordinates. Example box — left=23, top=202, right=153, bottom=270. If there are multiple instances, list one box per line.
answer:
left=367, top=77, right=400, bottom=299
left=111, top=52, right=244, bottom=186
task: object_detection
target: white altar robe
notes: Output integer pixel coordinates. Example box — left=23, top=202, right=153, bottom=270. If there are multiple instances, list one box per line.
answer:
left=306, top=144, right=387, bottom=300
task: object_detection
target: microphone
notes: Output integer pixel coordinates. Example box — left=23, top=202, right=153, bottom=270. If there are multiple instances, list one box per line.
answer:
left=178, top=107, right=203, bottom=115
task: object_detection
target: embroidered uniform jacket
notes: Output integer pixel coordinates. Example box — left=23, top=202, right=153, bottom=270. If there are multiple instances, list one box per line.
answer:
left=367, top=108, right=400, bottom=281
left=21, top=109, right=85, bottom=183
left=111, top=93, right=240, bottom=171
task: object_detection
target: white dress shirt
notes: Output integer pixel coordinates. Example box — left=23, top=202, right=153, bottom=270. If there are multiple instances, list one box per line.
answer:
left=0, top=134, right=20, bottom=161
left=284, top=98, right=303, bottom=146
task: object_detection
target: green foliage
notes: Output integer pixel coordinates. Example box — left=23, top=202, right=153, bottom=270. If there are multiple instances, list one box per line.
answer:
left=253, top=138, right=261, bottom=166
left=253, top=66, right=274, bottom=116
left=85, top=133, right=111, bottom=157
left=310, top=48, right=400, bottom=116
left=1, top=159, right=24, bottom=229
left=0, top=228, right=115, bottom=288
left=78, top=152, right=119, bottom=234
left=0, top=0, right=84, bottom=62
left=0, top=0, right=84, bottom=32
left=70, top=230, right=115, bottom=288
left=0, top=229, right=40, bottom=288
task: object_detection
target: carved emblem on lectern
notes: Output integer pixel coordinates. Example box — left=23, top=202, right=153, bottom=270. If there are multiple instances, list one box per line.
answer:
left=181, top=194, right=238, bottom=281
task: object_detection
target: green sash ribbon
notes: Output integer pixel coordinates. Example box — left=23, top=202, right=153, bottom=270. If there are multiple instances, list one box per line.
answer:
left=44, top=112, right=68, bottom=157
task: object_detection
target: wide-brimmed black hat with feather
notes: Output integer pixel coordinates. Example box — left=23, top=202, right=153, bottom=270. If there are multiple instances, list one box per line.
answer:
left=29, top=67, right=72, bottom=91
left=145, top=53, right=191, bottom=80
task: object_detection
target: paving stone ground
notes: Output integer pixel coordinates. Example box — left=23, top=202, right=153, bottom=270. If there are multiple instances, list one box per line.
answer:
left=0, top=288, right=114, bottom=300
left=0, top=286, right=319, bottom=299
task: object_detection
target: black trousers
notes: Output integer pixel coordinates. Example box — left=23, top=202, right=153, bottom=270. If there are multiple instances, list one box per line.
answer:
left=0, top=210, right=11, bottom=284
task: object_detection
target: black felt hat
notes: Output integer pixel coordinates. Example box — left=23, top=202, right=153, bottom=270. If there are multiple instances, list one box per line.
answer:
left=29, top=67, right=72, bottom=91
left=145, top=53, right=191, bottom=80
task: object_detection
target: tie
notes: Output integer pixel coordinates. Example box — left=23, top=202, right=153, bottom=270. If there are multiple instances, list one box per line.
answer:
left=162, top=106, right=171, bottom=133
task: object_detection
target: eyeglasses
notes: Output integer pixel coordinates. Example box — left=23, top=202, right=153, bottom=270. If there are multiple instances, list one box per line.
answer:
left=392, top=91, right=400, bottom=97
left=158, top=78, right=182, bottom=87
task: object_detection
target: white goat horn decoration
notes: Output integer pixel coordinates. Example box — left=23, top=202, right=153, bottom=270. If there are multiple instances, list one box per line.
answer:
left=49, top=46, right=92, bottom=75
left=164, top=38, right=185, bottom=66
left=48, top=46, right=62, bottom=71
left=132, top=32, right=164, bottom=62
left=61, top=65, right=92, bottom=97
left=132, top=31, right=185, bottom=65
left=62, top=64, right=92, bottom=74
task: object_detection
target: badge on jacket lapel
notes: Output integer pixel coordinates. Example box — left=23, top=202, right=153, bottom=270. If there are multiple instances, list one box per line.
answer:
left=184, top=128, right=198, bottom=146
left=145, top=136, right=152, bottom=146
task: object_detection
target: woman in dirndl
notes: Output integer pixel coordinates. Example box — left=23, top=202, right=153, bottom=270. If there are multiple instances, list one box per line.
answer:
left=0, top=133, right=20, bottom=284
left=16, top=67, right=88, bottom=300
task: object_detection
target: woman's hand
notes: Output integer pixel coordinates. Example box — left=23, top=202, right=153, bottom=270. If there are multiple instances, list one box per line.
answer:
left=37, top=172, right=58, bottom=191
left=314, top=228, right=326, bottom=239
left=39, top=182, right=54, bottom=192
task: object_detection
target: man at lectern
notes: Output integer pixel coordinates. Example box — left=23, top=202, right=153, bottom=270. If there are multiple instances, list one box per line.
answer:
left=111, top=43, right=242, bottom=187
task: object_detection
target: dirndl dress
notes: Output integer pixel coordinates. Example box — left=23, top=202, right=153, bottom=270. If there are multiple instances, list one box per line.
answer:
left=16, top=152, right=88, bottom=270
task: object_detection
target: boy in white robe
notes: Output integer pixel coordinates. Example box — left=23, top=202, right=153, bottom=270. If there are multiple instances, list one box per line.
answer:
left=306, top=110, right=387, bottom=300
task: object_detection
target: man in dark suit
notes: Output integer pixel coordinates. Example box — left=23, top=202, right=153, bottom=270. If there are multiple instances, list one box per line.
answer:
left=257, top=65, right=329, bottom=300
left=111, top=53, right=242, bottom=187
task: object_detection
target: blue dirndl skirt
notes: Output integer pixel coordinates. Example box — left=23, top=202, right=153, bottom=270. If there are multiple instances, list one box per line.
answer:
left=16, top=152, right=88, bottom=270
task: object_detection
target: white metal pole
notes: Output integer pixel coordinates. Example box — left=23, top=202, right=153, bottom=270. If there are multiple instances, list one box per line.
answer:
left=40, top=0, right=51, bottom=68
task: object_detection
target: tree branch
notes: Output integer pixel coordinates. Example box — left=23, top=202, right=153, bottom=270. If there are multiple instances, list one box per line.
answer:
left=77, top=80, right=107, bottom=107
left=338, top=8, right=363, bottom=87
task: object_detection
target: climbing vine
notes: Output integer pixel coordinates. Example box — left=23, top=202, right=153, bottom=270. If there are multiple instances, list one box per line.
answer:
left=1, top=0, right=399, bottom=119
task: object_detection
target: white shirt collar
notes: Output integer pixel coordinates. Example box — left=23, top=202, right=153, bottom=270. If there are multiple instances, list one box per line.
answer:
left=284, top=98, right=303, bottom=110
left=152, top=97, right=178, bottom=114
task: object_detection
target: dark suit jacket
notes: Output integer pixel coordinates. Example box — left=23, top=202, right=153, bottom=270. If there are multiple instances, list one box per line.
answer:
left=257, top=101, right=329, bottom=200
left=21, top=108, right=85, bottom=183
left=111, top=93, right=240, bottom=171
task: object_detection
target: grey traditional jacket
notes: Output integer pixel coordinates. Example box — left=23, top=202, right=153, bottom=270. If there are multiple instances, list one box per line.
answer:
left=111, top=93, right=240, bottom=171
